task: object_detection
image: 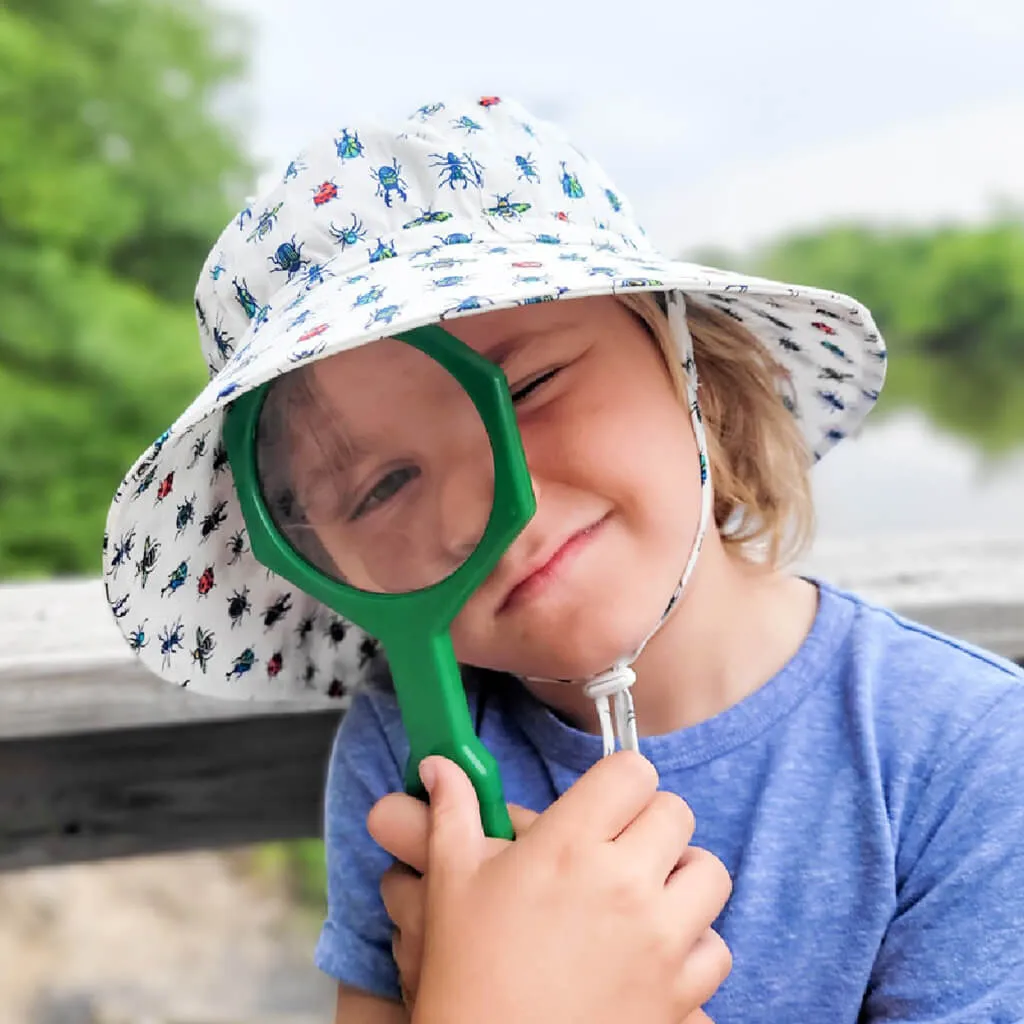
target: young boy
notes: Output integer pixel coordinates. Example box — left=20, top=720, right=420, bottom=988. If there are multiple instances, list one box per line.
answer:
left=103, top=95, right=1024, bottom=1022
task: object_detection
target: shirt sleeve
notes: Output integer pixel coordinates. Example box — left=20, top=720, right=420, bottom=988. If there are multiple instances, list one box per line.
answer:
left=863, top=682, right=1024, bottom=1022
left=314, top=687, right=407, bottom=1002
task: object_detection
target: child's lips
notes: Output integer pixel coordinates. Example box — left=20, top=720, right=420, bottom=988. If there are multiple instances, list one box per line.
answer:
left=499, top=514, right=609, bottom=613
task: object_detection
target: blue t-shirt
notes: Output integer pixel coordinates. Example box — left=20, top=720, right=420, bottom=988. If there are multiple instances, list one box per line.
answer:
left=314, top=580, right=1024, bottom=1021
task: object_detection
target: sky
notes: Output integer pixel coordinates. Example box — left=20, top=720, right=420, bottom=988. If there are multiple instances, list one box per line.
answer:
left=217, top=0, right=1024, bottom=254
left=211, top=0, right=1024, bottom=538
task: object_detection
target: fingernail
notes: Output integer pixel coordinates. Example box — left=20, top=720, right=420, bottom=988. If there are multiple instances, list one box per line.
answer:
left=419, top=758, right=437, bottom=793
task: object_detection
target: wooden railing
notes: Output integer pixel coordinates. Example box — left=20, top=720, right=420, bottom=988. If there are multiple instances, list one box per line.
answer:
left=2, top=532, right=1022, bottom=873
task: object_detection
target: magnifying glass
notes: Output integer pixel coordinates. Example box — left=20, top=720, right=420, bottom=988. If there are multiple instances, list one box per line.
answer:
left=223, top=324, right=536, bottom=840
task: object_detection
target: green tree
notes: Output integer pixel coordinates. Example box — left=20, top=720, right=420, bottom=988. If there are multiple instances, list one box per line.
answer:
left=0, top=0, right=253, bottom=577
left=730, top=220, right=1024, bottom=452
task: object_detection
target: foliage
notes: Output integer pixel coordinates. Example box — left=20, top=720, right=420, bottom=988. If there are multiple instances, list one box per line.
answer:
left=0, top=0, right=253, bottom=577
left=742, top=220, right=1024, bottom=451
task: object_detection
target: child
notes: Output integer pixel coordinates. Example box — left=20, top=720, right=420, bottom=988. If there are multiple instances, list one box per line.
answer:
left=103, top=95, right=1024, bottom=1022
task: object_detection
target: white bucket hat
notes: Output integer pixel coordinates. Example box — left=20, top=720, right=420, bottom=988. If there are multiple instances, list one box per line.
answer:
left=102, top=94, right=886, bottom=704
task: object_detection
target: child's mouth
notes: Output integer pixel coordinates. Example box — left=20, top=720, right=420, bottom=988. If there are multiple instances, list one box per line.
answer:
left=499, top=514, right=609, bottom=613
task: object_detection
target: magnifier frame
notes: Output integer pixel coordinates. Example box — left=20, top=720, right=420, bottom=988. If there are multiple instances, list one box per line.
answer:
left=223, top=323, right=536, bottom=839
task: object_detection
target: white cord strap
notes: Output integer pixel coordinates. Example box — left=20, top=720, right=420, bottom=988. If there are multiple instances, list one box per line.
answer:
left=583, top=665, right=638, bottom=755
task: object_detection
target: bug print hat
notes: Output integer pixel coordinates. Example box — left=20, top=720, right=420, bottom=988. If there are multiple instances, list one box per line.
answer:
left=102, top=94, right=887, bottom=702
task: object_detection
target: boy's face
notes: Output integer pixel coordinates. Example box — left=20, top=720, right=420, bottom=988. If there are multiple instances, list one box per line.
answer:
left=285, top=295, right=703, bottom=682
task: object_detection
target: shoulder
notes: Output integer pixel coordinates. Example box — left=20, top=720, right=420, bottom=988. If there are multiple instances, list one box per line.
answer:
left=822, top=578, right=1023, bottom=733
left=818, top=579, right=1024, bottom=822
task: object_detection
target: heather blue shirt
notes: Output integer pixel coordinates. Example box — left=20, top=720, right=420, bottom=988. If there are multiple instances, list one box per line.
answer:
left=315, top=581, right=1024, bottom=1021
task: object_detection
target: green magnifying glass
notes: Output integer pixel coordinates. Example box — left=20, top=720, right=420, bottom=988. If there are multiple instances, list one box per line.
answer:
left=223, top=323, right=536, bottom=840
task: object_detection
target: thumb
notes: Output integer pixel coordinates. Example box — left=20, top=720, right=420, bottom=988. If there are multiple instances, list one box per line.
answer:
left=508, top=803, right=539, bottom=837
left=420, top=756, right=487, bottom=881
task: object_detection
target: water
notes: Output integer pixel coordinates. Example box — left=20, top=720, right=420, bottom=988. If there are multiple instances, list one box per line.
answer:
left=812, top=410, right=1024, bottom=541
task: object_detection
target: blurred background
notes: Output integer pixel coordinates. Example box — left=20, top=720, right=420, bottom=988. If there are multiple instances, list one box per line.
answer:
left=1, top=0, right=1022, bottom=1020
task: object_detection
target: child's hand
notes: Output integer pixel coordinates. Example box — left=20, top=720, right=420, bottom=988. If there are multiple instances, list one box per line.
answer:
left=367, top=779, right=537, bottom=1006
left=369, top=752, right=732, bottom=1024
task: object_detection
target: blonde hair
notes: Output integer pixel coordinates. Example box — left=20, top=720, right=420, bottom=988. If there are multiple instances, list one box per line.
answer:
left=618, top=291, right=815, bottom=568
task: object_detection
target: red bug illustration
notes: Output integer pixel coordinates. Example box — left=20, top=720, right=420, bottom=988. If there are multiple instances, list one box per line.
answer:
left=312, top=179, right=339, bottom=206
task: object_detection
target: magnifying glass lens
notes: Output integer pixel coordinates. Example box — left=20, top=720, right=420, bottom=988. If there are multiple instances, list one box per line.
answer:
left=254, top=338, right=496, bottom=595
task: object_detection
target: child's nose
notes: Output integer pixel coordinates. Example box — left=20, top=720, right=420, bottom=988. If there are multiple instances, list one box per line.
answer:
left=436, top=451, right=495, bottom=565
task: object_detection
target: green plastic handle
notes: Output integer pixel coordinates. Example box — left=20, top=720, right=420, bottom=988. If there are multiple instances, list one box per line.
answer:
left=389, top=632, right=514, bottom=840
left=223, top=323, right=535, bottom=839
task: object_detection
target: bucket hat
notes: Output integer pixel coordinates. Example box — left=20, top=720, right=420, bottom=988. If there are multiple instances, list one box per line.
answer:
left=102, top=94, right=887, bottom=700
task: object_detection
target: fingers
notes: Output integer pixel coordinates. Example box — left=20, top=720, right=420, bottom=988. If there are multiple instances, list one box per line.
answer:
left=420, top=756, right=487, bottom=884
left=527, top=750, right=659, bottom=849
left=665, top=846, right=733, bottom=941
left=381, top=863, right=425, bottom=1001
left=614, top=789, right=696, bottom=881
left=675, top=928, right=732, bottom=1013
left=367, top=791, right=430, bottom=874
left=507, top=803, right=539, bottom=837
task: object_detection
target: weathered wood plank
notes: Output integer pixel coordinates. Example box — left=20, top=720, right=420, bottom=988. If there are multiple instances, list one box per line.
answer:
left=1, top=532, right=1021, bottom=871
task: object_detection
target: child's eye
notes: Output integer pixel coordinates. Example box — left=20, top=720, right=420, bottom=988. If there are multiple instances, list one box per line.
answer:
left=350, top=465, right=420, bottom=521
left=511, top=367, right=562, bottom=403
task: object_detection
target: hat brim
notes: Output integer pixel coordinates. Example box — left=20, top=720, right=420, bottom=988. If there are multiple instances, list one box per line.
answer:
left=103, top=237, right=886, bottom=699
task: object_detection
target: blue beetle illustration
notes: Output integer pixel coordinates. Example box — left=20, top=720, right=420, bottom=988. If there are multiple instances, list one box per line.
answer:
left=777, top=337, right=802, bottom=353
left=820, top=339, right=851, bottom=363
left=289, top=342, right=327, bottom=364
left=217, top=381, right=241, bottom=401
left=226, top=647, right=256, bottom=680
left=162, top=560, right=189, bottom=597
left=283, top=157, right=306, bottom=181
left=246, top=202, right=284, bottom=243
left=352, top=285, right=386, bottom=308
left=430, top=151, right=485, bottom=190
left=519, top=120, right=536, bottom=138
left=515, top=274, right=550, bottom=285
left=366, top=305, right=402, bottom=330
left=191, top=627, right=216, bottom=673
left=368, top=238, right=398, bottom=263
left=533, top=233, right=561, bottom=245
left=227, top=530, right=248, bottom=566
left=302, top=261, right=334, bottom=291
left=605, top=188, right=623, bottom=213
left=559, top=252, right=588, bottom=262
left=432, top=275, right=466, bottom=288
left=128, top=620, right=148, bottom=651
left=159, top=618, right=185, bottom=668
left=289, top=308, right=315, bottom=330
left=441, top=296, right=495, bottom=318
left=335, top=128, right=364, bottom=160
left=237, top=206, right=252, bottom=230
left=560, top=162, right=585, bottom=199
left=515, top=154, right=540, bottom=183
left=175, top=494, right=197, bottom=537
left=268, top=236, right=308, bottom=280
left=372, top=158, right=409, bottom=207
left=825, top=428, right=846, bottom=443
left=329, top=214, right=367, bottom=250
left=209, top=252, right=226, bottom=280
left=414, top=102, right=445, bottom=120
left=133, top=466, right=157, bottom=499
left=485, top=193, right=531, bottom=221
left=110, top=593, right=130, bottom=619
left=816, top=390, right=846, bottom=412
left=403, top=207, right=453, bottom=229
left=451, top=115, right=482, bottom=134
left=232, top=277, right=270, bottom=326
left=435, top=232, right=473, bottom=246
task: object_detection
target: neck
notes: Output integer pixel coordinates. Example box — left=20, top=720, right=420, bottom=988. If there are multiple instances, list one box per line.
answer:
left=522, top=537, right=819, bottom=739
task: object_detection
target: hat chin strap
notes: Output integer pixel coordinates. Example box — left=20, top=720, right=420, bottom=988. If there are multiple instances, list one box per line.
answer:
left=525, top=293, right=713, bottom=757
